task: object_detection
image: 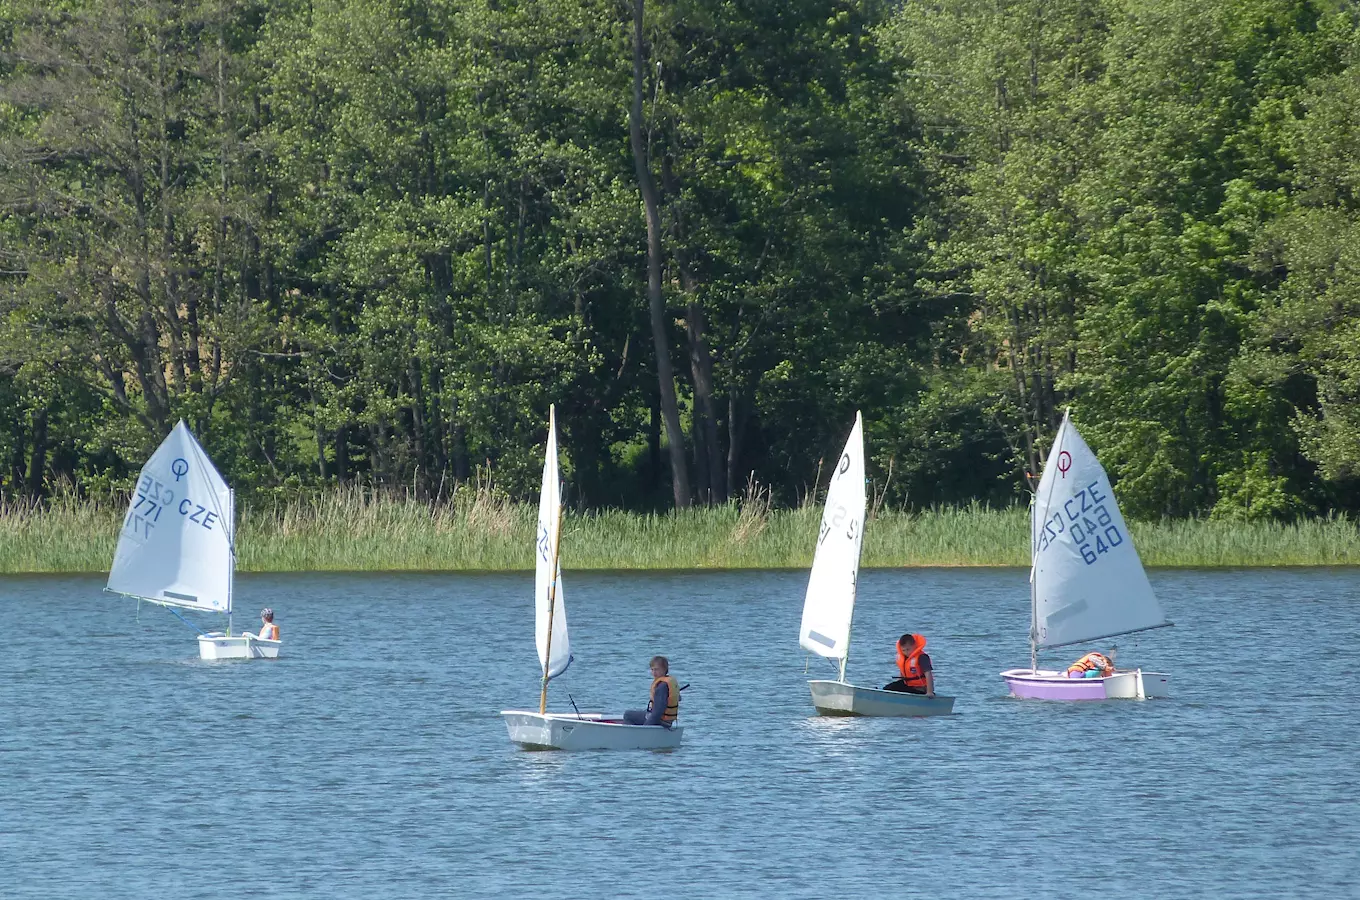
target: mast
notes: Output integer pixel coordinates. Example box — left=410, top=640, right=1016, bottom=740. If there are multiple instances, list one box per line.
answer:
left=227, top=487, right=235, bottom=636
left=1029, top=410, right=1069, bottom=673
left=537, top=478, right=564, bottom=715
left=1029, top=487, right=1037, bottom=673
left=839, top=564, right=857, bottom=684
left=1029, top=572, right=1037, bottom=674
left=838, top=624, right=850, bottom=683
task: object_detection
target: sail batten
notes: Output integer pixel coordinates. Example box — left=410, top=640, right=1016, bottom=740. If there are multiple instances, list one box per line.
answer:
left=1030, top=412, right=1169, bottom=650
left=535, top=406, right=572, bottom=680
left=106, top=421, right=234, bottom=615
left=799, top=412, right=866, bottom=661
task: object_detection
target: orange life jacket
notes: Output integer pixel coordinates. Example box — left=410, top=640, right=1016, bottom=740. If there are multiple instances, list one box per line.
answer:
left=649, top=675, right=680, bottom=725
left=261, top=622, right=280, bottom=641
left=895, top=635, right=929, bottom=691
left=1066, top=652, right=1112, bottom=677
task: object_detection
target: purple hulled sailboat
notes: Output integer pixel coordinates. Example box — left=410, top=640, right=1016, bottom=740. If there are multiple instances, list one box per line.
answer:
left=1000, top=412, right=1172, bottom=700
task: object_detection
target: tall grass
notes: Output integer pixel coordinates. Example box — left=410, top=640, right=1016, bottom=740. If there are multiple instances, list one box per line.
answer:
left=0, top=486, right=1357, bottom=573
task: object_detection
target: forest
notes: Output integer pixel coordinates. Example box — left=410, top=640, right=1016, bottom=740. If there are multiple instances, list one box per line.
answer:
left=2, top=0, right=1359, bottom=519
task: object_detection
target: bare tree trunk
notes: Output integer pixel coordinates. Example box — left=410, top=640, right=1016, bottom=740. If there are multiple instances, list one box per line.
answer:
left=649, top=390, right=662, bottom=494
left=408, top=357, right=427, bottom=493
left=663, top=155, right=724, bottom=505
left=335, top=425, right=350, bottom=482
left=26, top=407, right=48, bottom=499
left=684, top=292, right=723, bottom=504
left=726, top=388, right=749, bottom=501
left=628, top=0, right=690, bottom=508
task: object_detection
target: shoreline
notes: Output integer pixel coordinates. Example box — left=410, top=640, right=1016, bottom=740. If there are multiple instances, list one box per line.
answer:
left=2, top=494, right=1357, bottom=573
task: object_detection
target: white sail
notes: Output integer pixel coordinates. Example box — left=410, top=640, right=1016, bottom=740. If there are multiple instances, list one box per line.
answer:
left=107, top=421, right=234, bottom=614
left=799, top=412, right=866, bottom=660
left=535, top=406, right=572, bottom=679
left=1031, top=412, right=1169, bottom=649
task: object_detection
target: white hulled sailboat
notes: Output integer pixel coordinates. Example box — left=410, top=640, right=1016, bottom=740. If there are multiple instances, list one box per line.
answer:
left=501, top=406, right=683, bottom=750
left=802, top=412, right=953, bottom=716
left=106, top=421, right=279, bottom=660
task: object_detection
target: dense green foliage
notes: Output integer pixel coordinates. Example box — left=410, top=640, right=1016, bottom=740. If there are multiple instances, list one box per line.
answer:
left=1, top=0, right=1358, bottom=519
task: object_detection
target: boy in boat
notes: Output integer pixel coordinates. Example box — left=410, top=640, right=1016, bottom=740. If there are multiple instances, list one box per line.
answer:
left=1066, top=649, right=1115, bottom=678
left=623, top=655, right=680, bottom=727
left=253, top=607, right=280, bottom=642
left=883, top=633, right=934, bottom=698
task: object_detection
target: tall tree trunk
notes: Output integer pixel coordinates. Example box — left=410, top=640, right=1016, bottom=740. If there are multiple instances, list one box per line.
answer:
left=26, top=407, right=48, bottom=499
left=628, top=0, right=690, bottom=509
left=682, top=283, right=723, bottom=505
left=335, top=425, right=350, bottom=482
left=649, top=390, right=662, bottom=494
left=407, top=356, right=427, bottom=492
left=727, top=386, right=750, bottom=501
left=663, top=156, right=724, bottom=505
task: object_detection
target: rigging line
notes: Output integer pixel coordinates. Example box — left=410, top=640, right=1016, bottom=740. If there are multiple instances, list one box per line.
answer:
left=165, top=604, right=208, bottom=636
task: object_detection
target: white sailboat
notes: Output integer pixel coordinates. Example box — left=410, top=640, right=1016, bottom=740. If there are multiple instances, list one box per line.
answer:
left=501, top=406, right=683, bottom=750
left=1000, top=411, right=1170, bottom=699
left=105, top=421, right=279, bottom=661
left=802, top=412, right=954, bottom=716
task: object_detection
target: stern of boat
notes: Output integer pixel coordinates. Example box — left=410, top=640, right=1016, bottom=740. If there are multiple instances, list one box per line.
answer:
left=1104, top=669, right=1171, bottom=699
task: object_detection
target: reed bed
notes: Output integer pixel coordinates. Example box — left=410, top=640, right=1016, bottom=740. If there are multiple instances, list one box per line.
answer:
left=0, top=487, right=1357, bottom=573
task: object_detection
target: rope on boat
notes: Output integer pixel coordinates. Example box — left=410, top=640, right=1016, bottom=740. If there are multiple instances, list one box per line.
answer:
left=165, top=605, right=208, bottom=636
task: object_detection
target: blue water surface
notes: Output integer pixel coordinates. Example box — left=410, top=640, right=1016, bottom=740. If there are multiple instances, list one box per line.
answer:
left=1, top=568, right=1357, bottom=898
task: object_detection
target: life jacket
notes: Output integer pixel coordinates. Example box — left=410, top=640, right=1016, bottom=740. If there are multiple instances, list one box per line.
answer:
left=649, top=675, right=680, bottom=725
left=895, top=634, right=929, bottom=691
left=260, top=622, right=280, bottom=641
left=1066, top=652, right=1112, bottom=677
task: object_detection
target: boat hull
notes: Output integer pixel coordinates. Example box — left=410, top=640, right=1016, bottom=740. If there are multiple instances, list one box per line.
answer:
left=807, top=680, right=955, bottom=717
left=500, top=711, right=683, bottom=751
left=197, top=633, right=281, bottom=661
left=1000, top=668, right=1169, bottom=700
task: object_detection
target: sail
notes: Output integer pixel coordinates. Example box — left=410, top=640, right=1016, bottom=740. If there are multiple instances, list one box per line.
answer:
left=107, top=421, right=234, bottom=613
left=799, top=412, right=866, bottom=660
left=1031, top=412, right=1169, bottom=649
left=535, top=406, right=572, bottom=679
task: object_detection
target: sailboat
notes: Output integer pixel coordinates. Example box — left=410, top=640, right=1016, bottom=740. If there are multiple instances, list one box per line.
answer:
left=1000, top=411, right=1170, bottom=699
left=105, top=421, right=279, bottom=661
left=802, top=412, right=954, bottom=716
left=501, top=406, right=683, bottom=750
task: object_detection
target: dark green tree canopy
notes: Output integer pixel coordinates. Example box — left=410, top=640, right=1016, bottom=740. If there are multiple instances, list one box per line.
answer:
left=0, top=0, right=1356, bottom=519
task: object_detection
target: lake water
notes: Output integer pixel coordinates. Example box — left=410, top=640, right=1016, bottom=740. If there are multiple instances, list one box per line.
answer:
left=1, top=568, right=1357, bottom=898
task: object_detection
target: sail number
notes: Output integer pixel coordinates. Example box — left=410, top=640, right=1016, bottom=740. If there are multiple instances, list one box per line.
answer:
left=1034, top=480, right=1124, bottom=566
left=537, top=523, right=552, bottom=563
left=122, top=473, right=220, bottom=540
left=818, top=503, right=860, bottom=546
left=125, top=474, right=175, bottom=538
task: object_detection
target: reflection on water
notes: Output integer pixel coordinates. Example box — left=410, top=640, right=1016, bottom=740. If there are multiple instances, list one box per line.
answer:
left=1, top=568, right=1358, bottom=898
